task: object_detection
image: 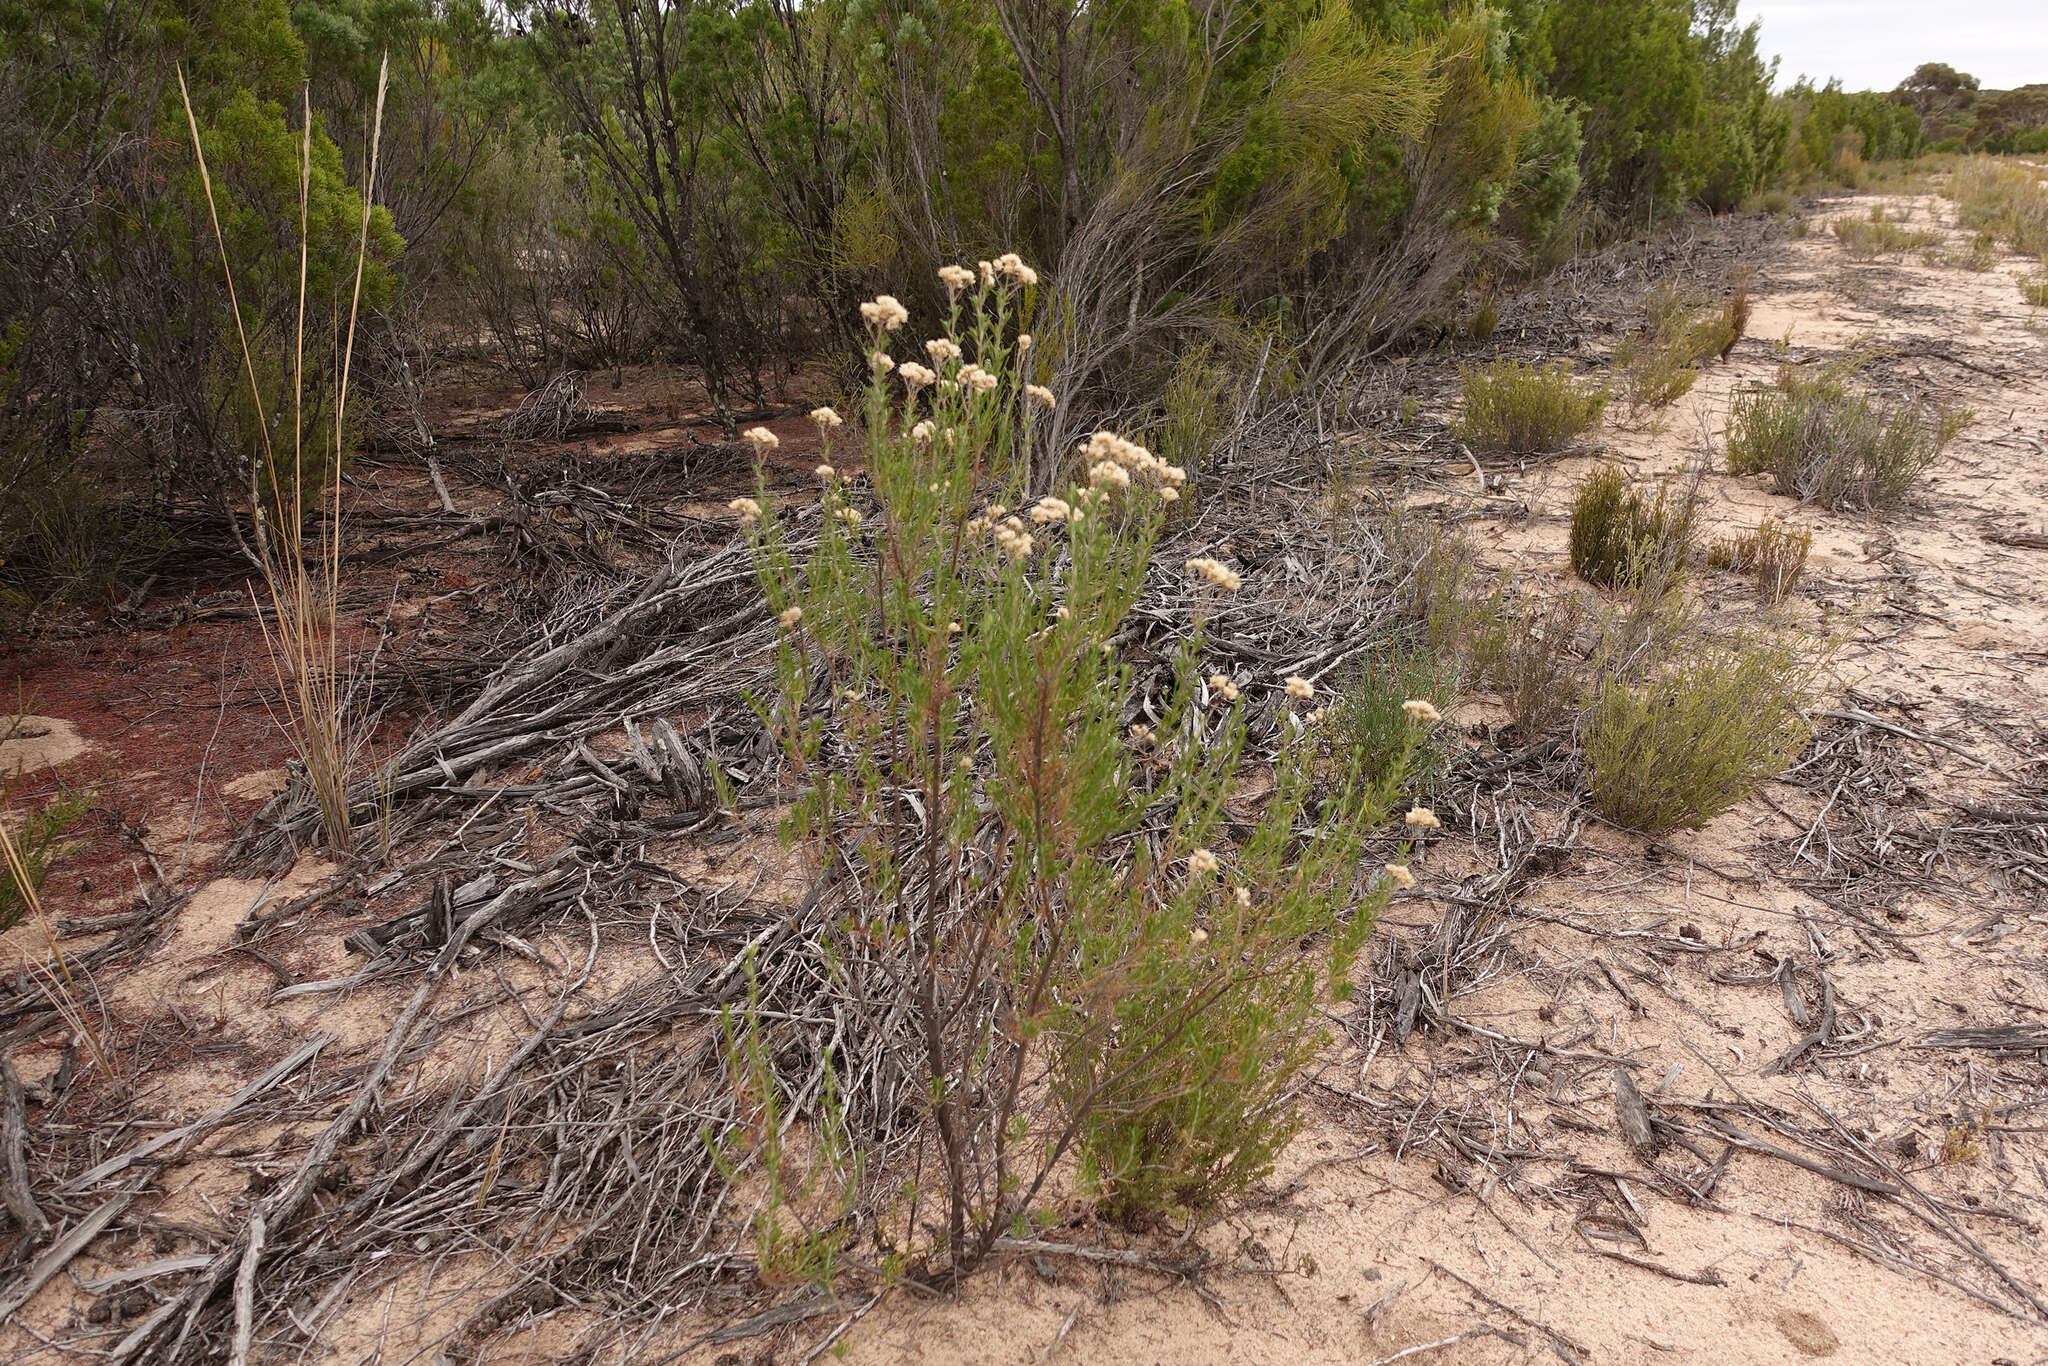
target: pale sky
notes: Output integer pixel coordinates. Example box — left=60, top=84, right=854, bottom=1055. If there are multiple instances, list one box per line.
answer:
left=1738, top=0, right=2048, bottom=92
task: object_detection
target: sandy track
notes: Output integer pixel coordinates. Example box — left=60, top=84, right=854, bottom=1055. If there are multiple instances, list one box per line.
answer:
left=830, top=194, right=2048, bottom=1365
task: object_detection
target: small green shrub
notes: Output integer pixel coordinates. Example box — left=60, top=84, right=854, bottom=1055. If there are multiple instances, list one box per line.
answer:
left=1830, top=216, right=1942, bottom=260
left=1329, top=647, right=1461, bottom=793
left=1583, top=625, right=1826, bottom=833
left=1725, top=365, right=1968, bottom=510
left=1760, top=189, right=1794, bottom=215
left=0, top=752, right=93, bottom=933
left=2021, top=274, right=2048, bottom=308
left=1568, top=466, right=1699, bottom=591
left=1454, top=359, right=1607, bottom=455
left=1707, top=516, right=1812, bottom=604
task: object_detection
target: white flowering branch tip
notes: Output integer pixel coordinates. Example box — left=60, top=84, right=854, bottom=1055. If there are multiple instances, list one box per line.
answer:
left=869, top=350, right=892, bottom=372
left=926, top=337, right=961, bottom=364
left=1384, top=863, right=1417, bottom=891
left=1017, top=332, right=1034, bottom=350
left=1206, top=673, right=1241, bottom=703
left=727, top=496, right=762, bottom=527
left=742, top=426, right=779, bottom=453
left=957, top=363, right=997, bottom=394
left=897, top=361, right=937, bottom=390
left=1283, top=675, right=1315, bottom=701
left=1189, top=927, right=1209, bottom=946
left=859, top=294, right=909, bottom=331
left=1402, top=698, right=1442, bottom=724
left=1188, top=848, right=1220, bottom=876
left=777, top=606, right=803, bottom=629
left=1026, top=384, right=1056, bottom=409
left=815, top=463, right=836, bottom=481
left=1029, top=496, right=1072, bottom=525
left=1185, top=557, right=1241, bottom=591
left=1404, top=807, right=1442, bottom=829
left=937, top=264, right=974, bottom=297
left=1233, top=885, right=1252, bottom=908
left=809, top=406, right=843, bottom=430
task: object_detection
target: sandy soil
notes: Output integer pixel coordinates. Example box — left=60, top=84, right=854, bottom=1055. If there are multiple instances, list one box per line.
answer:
left=3, top=185, right=2045, bottom=1366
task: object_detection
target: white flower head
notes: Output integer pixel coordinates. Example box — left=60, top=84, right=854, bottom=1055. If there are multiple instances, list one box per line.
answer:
left=911, top=419, right=936, bottom=443
left=897, top=361, right=937, bottom=390
left=937, top=263, right=975, bottom=297
left=809, top=406, right=843, bottom=430
left=1207, top=673, right=1240, bottom=703
left=1026, top=383, right=1056, bottom=409
left=869, top=349, right=893, bottom=372
left=1403, top=698, right=1442, bottom=724
left=1283, top=676, right=1315, bottom=701
left=1029, top=496, right=1072, bottom=525
left=1405, top=807, right=1442, bottom=830
left=1188, top=848, right=1220, bottom=876
left=957, top=363, right=998, bottom=394
left=1017, top=333, right=1034, bottom=350
left=1384, top=863, right=1417, bottom=891
left=816, top=463, right=836, bottom=481
left=926, top=337, right=962, bottom=364
left=742, top=426, right=779, bottom=453
left=728, top=496, right=762, bottom=527
left=778, top=605, right=803, bottom=629
left=859, top=294, right=909, bottom=331
left=1234, top=885, right=1251, bottom=908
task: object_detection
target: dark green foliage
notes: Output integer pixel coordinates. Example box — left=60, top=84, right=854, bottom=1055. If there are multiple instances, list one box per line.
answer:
left=0, top=0, right=397, bottom=593
left=1568, top=465, right=1698, bottom=590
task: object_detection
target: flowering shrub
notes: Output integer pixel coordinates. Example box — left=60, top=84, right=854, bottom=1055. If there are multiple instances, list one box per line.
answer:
left=735, top=259, right=1421, bottom=1272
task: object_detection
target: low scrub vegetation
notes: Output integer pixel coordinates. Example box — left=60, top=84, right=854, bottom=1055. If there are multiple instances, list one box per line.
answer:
left=1946, top=157, right=2048, bottom=257
left=2022, top=274, right=2048, bottom=308
left=1454, top=359, right=1608, bottom=456
left=1583, top=624, right=1828, bottom=832
left=1329, top=647, right=1462, bottom=793
left=1708, top=516, right=1813, bottom=604
left=1568, top=465, right=1700, bottom=592
left=1725, top=364, right=1968, bottom=509
left=1831, top=208, right=1943, bottom=260
left=1610, top=279, right=1742, bottom=418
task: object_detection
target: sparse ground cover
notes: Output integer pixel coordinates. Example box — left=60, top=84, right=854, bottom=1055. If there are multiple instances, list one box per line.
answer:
left=4, top=180, right=2048, bottom=1366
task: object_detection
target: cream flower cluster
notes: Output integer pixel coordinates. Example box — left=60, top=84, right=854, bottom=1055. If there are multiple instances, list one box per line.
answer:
left=1384, top=863, right=1416, bottom=891
left=897, top=360, right=937, bottom=390
left=1284, top=676, right=1315, bottom=700
left=809, top=406, right=843, bottom=430
left=990, top=515, right=1034, bottom=562
left=742, top=426, right=778, bottom=453
left=1185, top=557, right=1241, bottom=591
left=1404, top=807, right=1441, bottom=829
left=1403, top=698, right=1442, bottom=723
left=1029, top=495, right=1076, bottom=525
left=1079, top=430, right=1185, bottom=493
left=937, top=263, right=975, bottom=295
left=728, top=496, right=762, bottom=527
left=925, top=337, right=961, bottom=364
left=1026, top=383, right=1056, bottom=408
left=975, top=253, right=1038, bottom=287
left=860, top=294, right=909, bottom=331
left=957, top=363, right=997, bottom=394
left=1188, top=848, right=1220, bottom=876
left=1206, top=672, right=1240, bottom=702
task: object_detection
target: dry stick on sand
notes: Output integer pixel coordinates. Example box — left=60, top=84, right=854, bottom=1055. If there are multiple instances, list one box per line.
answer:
left=111, top=869, right=535, bottom=1365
